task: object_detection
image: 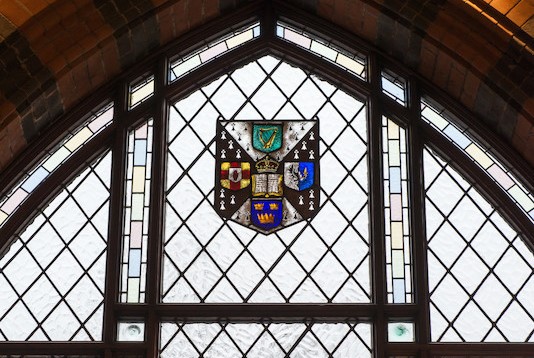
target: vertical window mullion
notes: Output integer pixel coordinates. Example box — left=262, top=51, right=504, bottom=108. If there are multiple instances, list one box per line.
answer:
left=407, top=79, right=431, bottom=353
left=103, top=82, right=129, bottom=345
left=146, top=57, right=170, bottom=357
left=368, top=52, right=386, bottom=358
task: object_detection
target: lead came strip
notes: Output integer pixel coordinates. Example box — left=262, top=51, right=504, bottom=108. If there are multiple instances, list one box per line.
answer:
left=120, top=119, right=154, bottom=303
left=383, top=117, right=413, bottom=303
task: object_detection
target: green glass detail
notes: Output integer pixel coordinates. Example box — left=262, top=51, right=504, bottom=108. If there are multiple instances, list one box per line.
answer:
left=253, top=124, right=282, bottom=153
left=394, top=324, right=408, bottom=337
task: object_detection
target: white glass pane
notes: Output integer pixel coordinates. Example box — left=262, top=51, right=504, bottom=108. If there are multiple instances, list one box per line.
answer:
left=425, top=148, right=534, bottom=342
left=0, top=151, right=111, bottom=341
left=160, top=322, right=372, bottom=357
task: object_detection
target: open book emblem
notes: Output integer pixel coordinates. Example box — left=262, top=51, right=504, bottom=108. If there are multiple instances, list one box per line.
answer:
left=215, top=119, right=319, bottom=234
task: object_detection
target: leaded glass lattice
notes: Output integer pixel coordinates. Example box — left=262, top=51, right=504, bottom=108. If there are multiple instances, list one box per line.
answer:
left=0, top=151, right=111, bottom=341
left=163, top=55, right=370, bottom=303
left=421, top=98, right=534, bottom=222
left=0, top=103, right=113, bottom=228
left=424, top=148, right=534, bottom=342
left=160, top=322, right=372, bottom=357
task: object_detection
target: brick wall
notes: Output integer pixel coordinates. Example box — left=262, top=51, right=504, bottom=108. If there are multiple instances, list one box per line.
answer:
left=0, top=0, right=532, bottom=169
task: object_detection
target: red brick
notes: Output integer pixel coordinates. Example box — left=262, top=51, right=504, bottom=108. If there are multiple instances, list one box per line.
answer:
left=360, top=3, right=379, bottom=43
left=157, top=7, right=176, bottom=45
left=525, top=141, right=534, bottom=166
left=419, top=40, right=438, bottom=80
left=433, top=50, right=453, bottom=90
left=523, top=97, right=534, bottom=119
left=99, top=40, right=121, bottom=77
left=204, top=0, right=219, bottom=19
left=21, top=0, right=50, bottom=16
left=189, top=0, right=203, bottom=27
left=460, top=71, right=481, bottom=108
left=447, top=65, right=467, bottom=99
left=0, top=1, right=32, bottom=27
left=508, top=0, right=534, bottom=26
left=317, top=0, right=335, bottom=20
left=57, top=72, right=78, bottom=109
left=6, top=116, right=25, bottom=156
left=491, top=0, right=521, bottom=14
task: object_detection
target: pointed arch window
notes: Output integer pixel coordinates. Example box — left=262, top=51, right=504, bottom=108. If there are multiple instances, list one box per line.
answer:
left=0, top=3, right=533, bottom=357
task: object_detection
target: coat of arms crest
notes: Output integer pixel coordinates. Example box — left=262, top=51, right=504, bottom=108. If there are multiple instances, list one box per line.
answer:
left=215, top=119, right=319, bottom=234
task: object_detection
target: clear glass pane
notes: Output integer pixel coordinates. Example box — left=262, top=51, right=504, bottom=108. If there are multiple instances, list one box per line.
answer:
left=0, top=151, right=111, bottom=341
left=163, top=55, right=370, bottom=303
left=160, top=322, right=372, bottom=357
left=381, top=70, right=407, bottom=106
left=424, top=148, right=534, bottom=342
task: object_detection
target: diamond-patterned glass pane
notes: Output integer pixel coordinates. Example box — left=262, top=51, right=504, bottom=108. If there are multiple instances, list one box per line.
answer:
left=0, top=151, right=111, bottom=341
left=163, top=55, right=370, bottom=303
left=160, top=321, right=372, bottom=357
left=424, top=148, right=534, bottom=342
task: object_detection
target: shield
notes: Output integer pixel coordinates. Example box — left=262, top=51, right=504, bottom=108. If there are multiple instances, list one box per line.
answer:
left=221, top=162, right=250, bottom=190
left=284, top=162, right=314, bottom=191
left=216, top=119, right=320, bottom=234
left=251, top=199, right=283, bottom=231
left=253, top=124, right=282, bottom=153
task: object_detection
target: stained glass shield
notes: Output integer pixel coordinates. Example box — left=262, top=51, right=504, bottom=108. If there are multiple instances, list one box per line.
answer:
left=215, top=119, right=320, bottom=234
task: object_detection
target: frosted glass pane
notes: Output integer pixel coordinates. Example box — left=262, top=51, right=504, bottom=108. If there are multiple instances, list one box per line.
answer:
left=0, top=151, right=111, bottom=341
left=163, top=55, right=370, bottom=303
left=160, top=322, right=372, bottom=357
left=424, top=148, right=534, bottom=342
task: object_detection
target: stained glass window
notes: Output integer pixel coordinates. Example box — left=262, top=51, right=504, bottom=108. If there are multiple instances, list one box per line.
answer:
left=163, top=55, right=370, bottom=303
left=120, top=120, right=154, bottom=303
left=0, top=7, right=532, bottom=357
left=382, top=117, right=413, bottom=304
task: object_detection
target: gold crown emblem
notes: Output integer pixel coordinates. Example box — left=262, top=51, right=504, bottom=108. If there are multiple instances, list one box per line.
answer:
left=257, top=213, right=275, bottom=224
left=269, top=203, right=279, bottom=210
left=255, top=156, right=279, bottom=173
left=254, top=203, right=264, bottom=210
